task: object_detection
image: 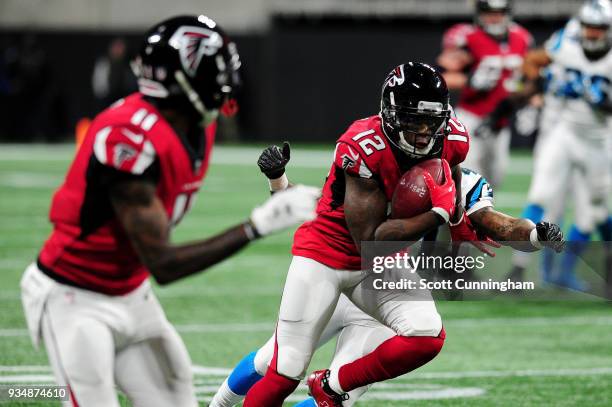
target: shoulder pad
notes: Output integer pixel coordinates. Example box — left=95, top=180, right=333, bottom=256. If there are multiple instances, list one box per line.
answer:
left=442, top=23, right=475, bottom=49
left=334, top=142, right=373, bottom=179
left=336, top=117, right=390, bottom=178
left=509, top=23, right=534, bottom=47
left=442, top=116, right=470, bottom=167
left=545, top=29, right=566, bottom=55
left=93, top=125, right=157, bottom=175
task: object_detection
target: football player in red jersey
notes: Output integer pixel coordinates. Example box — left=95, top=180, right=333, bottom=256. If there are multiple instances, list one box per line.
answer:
left=208, top=133, right=565, bottom=407
left=19, top=16, right=319, bottom=407
left=242, top=62, right=494, bottom=407
left=210, top=161, right=564, bottom=407
left=437, top=0, right=533, bottom=186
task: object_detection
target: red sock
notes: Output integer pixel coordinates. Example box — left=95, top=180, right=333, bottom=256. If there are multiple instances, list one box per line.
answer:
left=243, top=368, right=299, bottom=407
left=338, top=328, right=445, bottom=392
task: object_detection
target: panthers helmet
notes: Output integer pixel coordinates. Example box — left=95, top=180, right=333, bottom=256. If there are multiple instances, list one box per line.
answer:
left=475, top=0, right=512, bottom=38
left=131, top=15, right=241, bottom=124
left=578, top=0, right=612, bottom=54
left=380, top=62, right=451, bottom=158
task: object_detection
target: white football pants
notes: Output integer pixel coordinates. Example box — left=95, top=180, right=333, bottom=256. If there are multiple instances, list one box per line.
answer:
left=268, top=256, right=441, bottom=381
left=456, top=108, right=512, bottom=188
left=253, top=294, right=395, bottom=406
left=20, top=263, right=197, bottom=407
left=527, top=120, right=610, bottom=233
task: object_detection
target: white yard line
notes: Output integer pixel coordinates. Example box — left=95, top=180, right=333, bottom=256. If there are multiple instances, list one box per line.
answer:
left=0, top=285, right=283, bottom=301
left=176, top=322, right=273, bottom=333
left=191, top=365, right=232, bottom=376
left=412, top=367, right=612, bottom=380
left=0, top=366, right=51, bottom=372
left=0, top=144, right=533, bottom=174
left=2, top=364, right=611, bottom=382
left=448, top=315, right=612, bottom=327
left=0, top=173, right=63, bottom=188
left=0, top=375, right=56, bottom=383
left=1, top=315, right=612, bottom=338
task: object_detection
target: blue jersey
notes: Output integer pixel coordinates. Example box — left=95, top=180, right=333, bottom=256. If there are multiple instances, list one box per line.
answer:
left=543, top=19, right=612, bottom=135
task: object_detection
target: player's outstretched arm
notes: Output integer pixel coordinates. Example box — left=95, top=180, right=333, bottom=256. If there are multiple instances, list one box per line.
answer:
left=522, top=48, right=552, bottom=81
left=110, top=179, right=318, bottom=285
left=437, top=48, right=472, bottom=90
left=469, top=207, right=564, bottom=253
left=257, top=142, right=293, bottom=193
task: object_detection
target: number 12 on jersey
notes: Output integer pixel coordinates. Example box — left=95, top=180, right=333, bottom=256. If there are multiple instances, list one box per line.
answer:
left=352, top=129, right=386, bottom=156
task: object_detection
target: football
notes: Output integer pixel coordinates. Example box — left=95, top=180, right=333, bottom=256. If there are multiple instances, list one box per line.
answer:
left=391, top=158, right=446, bottom=219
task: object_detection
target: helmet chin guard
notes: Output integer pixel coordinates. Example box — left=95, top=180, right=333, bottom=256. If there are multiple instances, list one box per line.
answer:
left=396, top=130, right=437, bottom=158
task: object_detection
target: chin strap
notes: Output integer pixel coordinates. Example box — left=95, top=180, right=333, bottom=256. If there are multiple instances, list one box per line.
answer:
left=175, top=70, right=219, bottom=126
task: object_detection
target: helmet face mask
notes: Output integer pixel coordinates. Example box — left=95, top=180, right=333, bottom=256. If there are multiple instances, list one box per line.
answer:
left=382, top=107, right=450, bottom=157
left=475, top=0, right=512, bottom=38
left=580, top=23, right=611, bottom=53
left=380, top=63, right=451, bottom=158
left=132, top=15, right=242, bottom=124
left=578, top=0, right=612, bottom=55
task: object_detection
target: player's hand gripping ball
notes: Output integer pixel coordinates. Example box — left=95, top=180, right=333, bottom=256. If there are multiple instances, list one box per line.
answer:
left=391, top=158, right=449, bottom=220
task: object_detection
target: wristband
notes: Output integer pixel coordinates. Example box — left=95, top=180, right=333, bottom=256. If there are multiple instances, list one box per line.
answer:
left=529, top=227, right=543, bottom=250
left=268, top=173, right=289, bottom=192
left=243, top=221, right=261, bottom=241
left=431, top=207, right=450, bottom=224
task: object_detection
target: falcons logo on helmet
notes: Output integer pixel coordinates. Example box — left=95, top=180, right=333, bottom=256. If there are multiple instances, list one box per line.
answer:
left=169, top=26, right=224, bottom=77
left=386, top=65, right=405, bottom=87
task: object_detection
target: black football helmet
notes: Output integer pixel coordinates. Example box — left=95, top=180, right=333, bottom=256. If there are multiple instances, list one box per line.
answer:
left=131, top=15, right=241, bottom=124
left=380, top=62, right=451, bottom=158
left=475, top=0, right=513, bottom=38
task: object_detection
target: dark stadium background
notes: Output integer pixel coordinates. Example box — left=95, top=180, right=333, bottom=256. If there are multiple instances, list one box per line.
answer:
left=1, top=12, right=569, bottom=143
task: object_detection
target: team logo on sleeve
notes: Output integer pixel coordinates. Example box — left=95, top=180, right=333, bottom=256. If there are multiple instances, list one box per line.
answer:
left=169, top=26, right=224, bottom=77
left=341, top=146, right=360, bottom=170
left=113, top=143, right=137, bottom=168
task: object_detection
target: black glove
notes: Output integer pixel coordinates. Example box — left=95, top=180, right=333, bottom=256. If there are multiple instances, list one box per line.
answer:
left=257, top=141, right=291, bottom=179
left=536, top=221, right=565, bottom=253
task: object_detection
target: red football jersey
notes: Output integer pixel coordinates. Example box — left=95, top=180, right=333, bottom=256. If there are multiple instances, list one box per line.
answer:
left=292, top=115, right=469, bottom=270
left=38, top=93, right=217, bottom=295
left=443, top=23, right=532, bottom=118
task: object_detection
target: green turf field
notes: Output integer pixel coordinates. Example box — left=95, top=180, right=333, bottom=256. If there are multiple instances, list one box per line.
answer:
left=0, top=144, right=611, bottom=406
